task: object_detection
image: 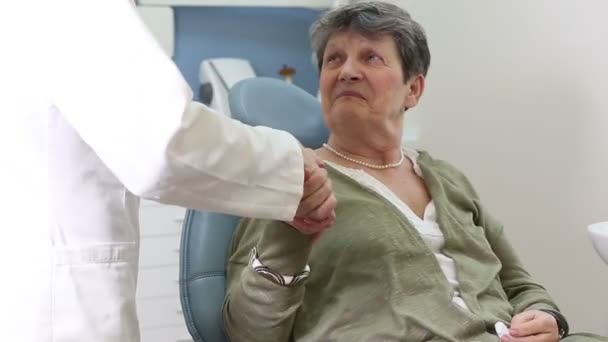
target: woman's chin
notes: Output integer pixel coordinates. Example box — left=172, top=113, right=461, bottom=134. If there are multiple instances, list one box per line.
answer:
left=330, top=102, right=366, bottom=116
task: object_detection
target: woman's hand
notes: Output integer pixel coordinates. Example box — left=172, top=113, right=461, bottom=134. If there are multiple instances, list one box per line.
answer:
left=501, top=310, right=559, bottom=342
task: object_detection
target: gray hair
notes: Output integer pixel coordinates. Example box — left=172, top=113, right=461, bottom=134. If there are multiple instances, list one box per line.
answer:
left=310, top=1, right=431, bottom=81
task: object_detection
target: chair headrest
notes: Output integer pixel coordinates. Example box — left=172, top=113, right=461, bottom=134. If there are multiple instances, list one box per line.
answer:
left=229, top=77, right=329, bottom=148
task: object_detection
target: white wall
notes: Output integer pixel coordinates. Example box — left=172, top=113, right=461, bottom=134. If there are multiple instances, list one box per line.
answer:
left=400, top=0, right=607, bottom=334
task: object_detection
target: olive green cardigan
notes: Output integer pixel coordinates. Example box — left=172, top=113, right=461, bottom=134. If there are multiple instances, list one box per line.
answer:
left=223, top=151, right=605, bottom=342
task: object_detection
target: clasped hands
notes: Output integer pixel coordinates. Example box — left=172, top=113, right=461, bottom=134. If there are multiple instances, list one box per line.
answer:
left=290, top=147, right=337, bottom=240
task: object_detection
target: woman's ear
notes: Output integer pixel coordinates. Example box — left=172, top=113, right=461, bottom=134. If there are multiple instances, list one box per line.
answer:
left=403, top=74, right=425, bottom=110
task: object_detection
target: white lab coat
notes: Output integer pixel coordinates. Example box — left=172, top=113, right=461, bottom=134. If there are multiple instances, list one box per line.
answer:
left=0, top=1, right=304, bottom=341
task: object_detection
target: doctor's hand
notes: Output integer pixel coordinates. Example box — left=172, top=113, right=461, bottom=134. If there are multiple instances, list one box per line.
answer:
left=501, top=310, right=559, bottom=342
left=290, top=147, right=337, bottom=237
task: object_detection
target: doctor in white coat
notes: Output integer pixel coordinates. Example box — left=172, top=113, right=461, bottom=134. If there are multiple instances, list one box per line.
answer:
left=0, top=1, right=336, bottom=341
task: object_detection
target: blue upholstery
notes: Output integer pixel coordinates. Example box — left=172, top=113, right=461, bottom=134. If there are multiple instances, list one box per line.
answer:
left=179, top=77, right=329, bottom=342
left=228, top=77, right=330, bottom=148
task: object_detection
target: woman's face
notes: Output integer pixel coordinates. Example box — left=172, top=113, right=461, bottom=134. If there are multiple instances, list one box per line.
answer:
left=319, top=30, right=422, bottom=144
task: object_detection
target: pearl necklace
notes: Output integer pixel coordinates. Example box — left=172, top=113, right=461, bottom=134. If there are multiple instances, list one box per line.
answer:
left=322, top=143, right=404, bottom=170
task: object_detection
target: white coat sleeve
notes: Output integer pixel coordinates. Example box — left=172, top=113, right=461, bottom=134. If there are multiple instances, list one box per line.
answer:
left=49, top=0, right=304, bottom=221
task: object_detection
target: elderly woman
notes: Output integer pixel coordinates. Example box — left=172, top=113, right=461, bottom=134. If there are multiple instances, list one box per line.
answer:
left=222, top=2, right=607, bottom=342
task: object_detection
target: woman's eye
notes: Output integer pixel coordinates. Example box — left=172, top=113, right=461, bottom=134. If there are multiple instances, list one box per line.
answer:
left=325, top=55, right=340, bottom=64
left=367, top=54, right=383, bottom=63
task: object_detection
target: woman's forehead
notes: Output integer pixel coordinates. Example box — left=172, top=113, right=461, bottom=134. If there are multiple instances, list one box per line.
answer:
left=325, top=30, right=396, bottom=50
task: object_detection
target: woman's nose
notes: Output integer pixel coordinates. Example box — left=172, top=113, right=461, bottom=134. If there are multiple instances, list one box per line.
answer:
left=338, top=59, right=362, bottom=82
